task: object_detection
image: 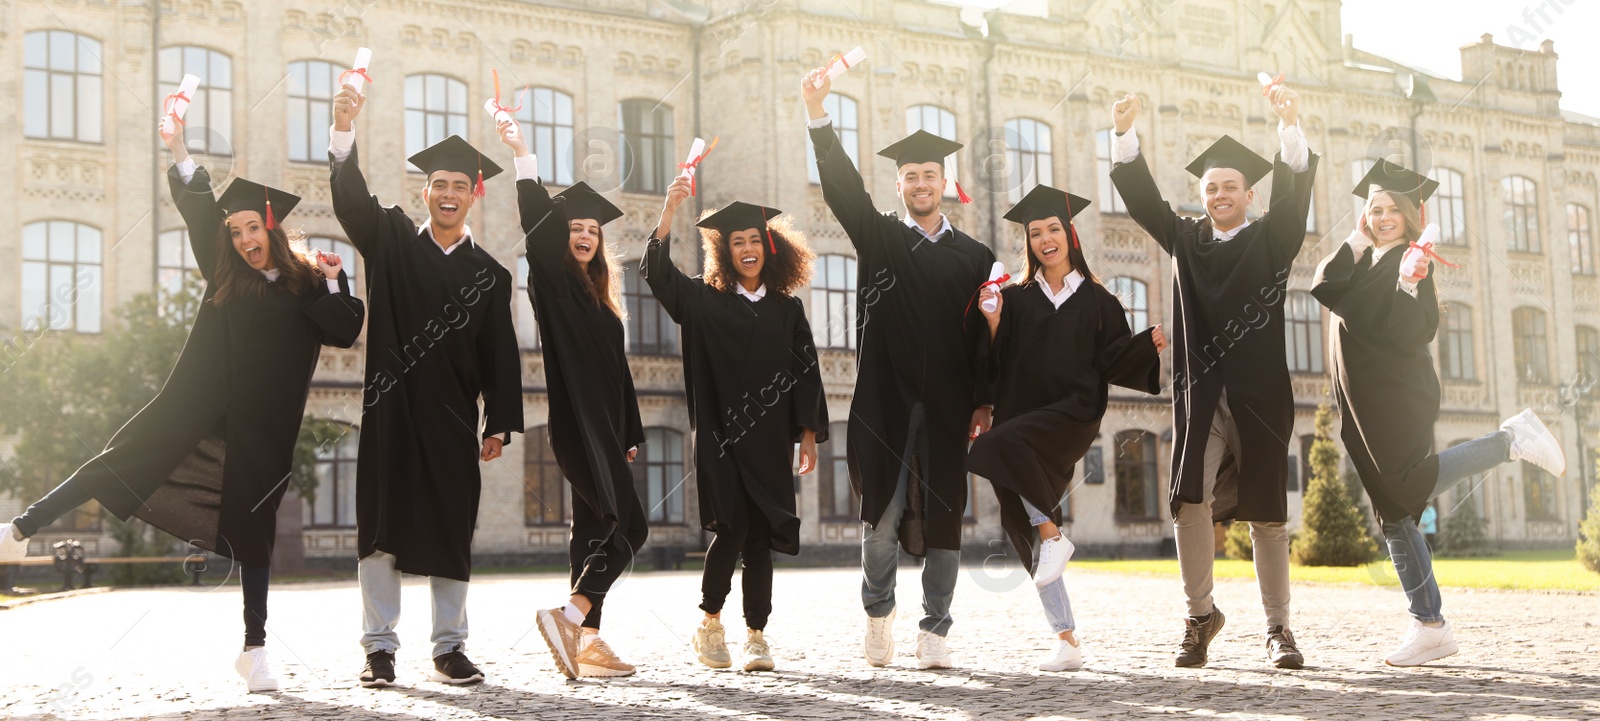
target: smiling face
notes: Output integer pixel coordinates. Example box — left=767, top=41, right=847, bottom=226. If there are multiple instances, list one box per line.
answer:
left=226, top=210, right=274, bottom=271
left=896, top=161, right=945, bottom=218
left=1364, top=191, right=1411, bottom=245
left=1200, top=167, right=1254, bottom=230
left=726, top=228, right=767, bottom=286
left=1027, top=217, right=1073, bottom=273
left=568, top=218, right=601, bottom=266
left=423, top=170, right=476, bottom=231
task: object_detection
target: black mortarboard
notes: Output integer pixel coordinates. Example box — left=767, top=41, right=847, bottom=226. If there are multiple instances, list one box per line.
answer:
left=1003, top=185, right=1091, bottom=227
left=407, top=135, right=503, bottom=197
left=1185, top=135, right=1274, bottom=187
left=876, top=129, right=964, bottom=167
left=217, top=178, right=300, bottom=230
left=697, top=201, right=783, bottom=255
left=553, top=181, right=624, bottom=227
left=1352, top=158, right=1439, bottom=207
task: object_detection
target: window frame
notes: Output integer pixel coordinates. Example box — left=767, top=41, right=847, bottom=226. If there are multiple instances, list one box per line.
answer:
left=405, top=73, right=470, bottom=172
left=1284, top=291, right=1324, bottom=374
left=817, top=420, right=858, bottom=522
left=1096, top=129, right=1128, bottom=214
left=286, top=59, right=345, bottom=163
left=1003, top=118, right=1053, bottom=204
left=618, top=99, right=675, bottom=194
left=515, top=87, right=576, bottom=186
left=23, top=30, right=104, bottom=143
left=1512, top=306, right=1551, bottom=384
left=905, top=105, right=960, bottom=198
left=524, top=426, right=569, bottom=526
left=159, top=46, right=233, bottom=157
left=304, top=424, right=360, bottom=529
left=633, top=427, right=687, bottom=524
left=807, top=94, right=860, bottom=185
left=1439, top=302, right=1476, bottom=381
left=622, top=260, right=679, bottom=356
left=1502, top=175, right=1540, bottom=254
left=811, top=254, right=858, bottom=351
left=22, top=220, right=103, bottom=333
left=1113, top=430, right=1161, bottom=521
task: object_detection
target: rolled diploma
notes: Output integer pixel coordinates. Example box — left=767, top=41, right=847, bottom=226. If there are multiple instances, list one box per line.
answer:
left=814, top=46, right=867, bottom=89
left=484, top=98, right=518, bottom=138
left=349, top=48, right=372, bottom=91
left=1401, top=224, right=1441, bottom=278
left=679, top=137, right=706, bottom=180
left=980, top=261, right=1006, bottom=313
left=1257, top=71, right=1276, bottom=88
left=163, top=74, right=200, bottom=136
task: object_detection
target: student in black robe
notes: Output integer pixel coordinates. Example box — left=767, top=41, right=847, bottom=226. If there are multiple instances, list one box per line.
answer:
left=1312, top=161, right=1566, bottom=667
left=1107, top=84, right=1317, bottom=669
left=966, top=186, right=1165, bottom=673
left=641, top=183, right=829, bottom=673
left=328, top=84, right=523, bottom=687
left=802, top=63, right=994, bottom=671
left=0, top=124, right=364, bottom=693
left=493, top=122, right=647, bottom=680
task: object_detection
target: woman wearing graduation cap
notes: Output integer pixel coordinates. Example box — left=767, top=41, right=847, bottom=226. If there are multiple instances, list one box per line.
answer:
left=967, top=186, right=1166, bottom=672
left=494, top=121, right=648, bottom=680
left=1311, top=160, right=1565, bottom=667
left=0, top=121, right=365, bottom=692
left=640, top=176, right=829, bottom=672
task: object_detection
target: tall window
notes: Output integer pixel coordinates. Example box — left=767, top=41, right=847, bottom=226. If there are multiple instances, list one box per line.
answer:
left=24, top=30, right=102, bottom=142
left=1106, top=276, right=1148, bottom=330
left=811, top=254, right=858, bottom=350
left=634, top=428, right=686, bottom=524
left=1439, top=302, right=1475, bottom=381
left=1114, top=430, right=1160, bottom=519
left=160, top=47, right=232, bottom=156
left=1572, top=204, right=1594, bottom=276
left=287, top=60, right=343, bottom=162
left=1083, top=446, right=1105, bottom=485
left=1349, top=159, right=1376, bottom=221
left=513, top=255, right=540, bottom=349
left=619, top=99, right=675, bottom=193
left=1096, top=129, right=1128, bottom=214
left=156, top=229, right=202, bottom=300
left=623, top=261, right=677, bottom=355
left=1522, top=462, right=1558, bottom=522
left=515, top=88, right=575, bottom=186
left=22, top=221, right=102, bottom=333
left=1447, top=438, right=1488, bottom=519
left=405, top=74, right=468, bottom=170
left=305, top=425, right=359, bottom=528
left=1429, top=168, right=1466, bottom=245
left=1578, top=326, right=1600, bottom=383
left=906, top=105, right=959, bottom=197
left=807, top=94, right=860, bottom=184
left=1003, top=118, right=1053, bottom=204
left=817, top=421, right=857, bottom=521
left=1284, top=291, right=1323, bottom=373
left=1502, top=176, right=1540, bottom=253
left=308, top=237, right=359, bottom=295
left=524, top=427, right=567, bottom=525
left=1512, top=306, right=1550, bottom=384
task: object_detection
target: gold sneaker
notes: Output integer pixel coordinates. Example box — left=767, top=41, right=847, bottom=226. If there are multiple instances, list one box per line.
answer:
left=743, top=630, right=775, bottom=672
left=535, top=607, right=582, bottom=679
left=694, top=618, right=732, bottom=669
left=577, top=635, right=636, bottom=678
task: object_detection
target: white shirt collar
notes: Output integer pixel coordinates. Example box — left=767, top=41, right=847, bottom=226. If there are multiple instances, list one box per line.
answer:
left=261, top=268, right=280, bottom=282
left=1035, top=269, right=1084, bottom=309
left=736, top=283, right=768, bottom=302
left=1372, top=240, right=1406, bottom=263
left=420, top=221, right=474, bottom=255
left=1212, top=218, right=1251, bottom=242
left=904, top=212, right=951, bottom=243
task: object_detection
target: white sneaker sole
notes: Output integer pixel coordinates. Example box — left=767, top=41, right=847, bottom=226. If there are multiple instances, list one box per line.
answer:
left=1385, top=640, right=1459, bottom=667
left=696, top=650, right=732, bottom=669
left=579, top=663, right=636, bottom=678
left=1039, top=660, right=1084, bottom=672
left=536, top=610, right=579, bottom=680
left=358, top=678, right=392, bottom=688
left=917, top=657, right=953, bottom=670
left=244, top=679, right=279, bottom=693
left=864, top=609, right=896, bottom=667
left=743, top=657, right=775, bottom=672
left=429, top=671, right=484, bottom=685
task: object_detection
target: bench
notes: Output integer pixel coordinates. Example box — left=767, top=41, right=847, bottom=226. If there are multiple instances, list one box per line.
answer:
left=0, top=546, right=208, bottom=593
left=649, top=546, right=709, bottom=571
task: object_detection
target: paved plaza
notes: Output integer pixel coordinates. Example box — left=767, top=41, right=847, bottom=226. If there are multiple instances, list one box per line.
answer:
left=2, top=564, right=1596, bottom=720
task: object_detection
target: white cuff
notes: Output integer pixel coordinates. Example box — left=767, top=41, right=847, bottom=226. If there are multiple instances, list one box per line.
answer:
left=513, top=154, right=540, bottom=182
left=1277, top=122, right=1309, bottom=173
left=1344, top=230, right=1373, bottom=258
left=175, top=158, right=197, bottom=184
left=1398, top=278, right=1419, bottom=297
left=326, top=278, right=342, bottom=294
left=1112, top=128, right=1141, bottom=165
left=329, top=125, right=355, bottom=162
left=807, top=114, right=833, bottom=130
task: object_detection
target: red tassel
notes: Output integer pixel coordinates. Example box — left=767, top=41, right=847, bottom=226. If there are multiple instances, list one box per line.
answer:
left=1070, top=222, right=1080, bottom=249
left=474, top=168, right=486, bottom=198
left=760, top=206, right=776, bottom=255
left=1420, top=203, right=1427, bottom=226
left=956, top=181, right=972, bottom=205
left=264, top=192, right=277, bottom=230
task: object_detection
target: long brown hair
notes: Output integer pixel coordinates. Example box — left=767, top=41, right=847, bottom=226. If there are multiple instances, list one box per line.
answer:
left=1016, top=218, right=1098, bottom=288
left=698, top=212, right=815, bottom=296
left=208, top=221, right=321, bottom=305
left=1361, top=189, right=1424, bottom=247
left=565, top=225, right=625, bottom=319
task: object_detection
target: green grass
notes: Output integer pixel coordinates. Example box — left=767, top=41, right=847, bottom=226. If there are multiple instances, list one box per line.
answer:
left=1074, top=550, right=1600, bottom=592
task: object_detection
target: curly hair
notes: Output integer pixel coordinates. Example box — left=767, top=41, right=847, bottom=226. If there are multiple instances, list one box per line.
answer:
left=698, top=211, right=815, bottom=296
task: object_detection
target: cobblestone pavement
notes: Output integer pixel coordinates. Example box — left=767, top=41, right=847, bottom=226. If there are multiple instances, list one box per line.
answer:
left=2, top=564, right=1597, bottom=720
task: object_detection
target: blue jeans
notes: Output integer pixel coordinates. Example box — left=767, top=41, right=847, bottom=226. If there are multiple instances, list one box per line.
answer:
left=1381, top=431, right=1509, bottom=623
left=1022, top=497, right=1075, bottom=634
left=862, top=473, right=959, bottom=637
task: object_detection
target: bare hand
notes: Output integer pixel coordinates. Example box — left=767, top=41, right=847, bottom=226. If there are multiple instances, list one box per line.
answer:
left=1403, top=254, right=1431, bottom=283
left=627, top=446, right=639, bottom=463
left=315, top=250, right=343, bottom=280
left=498, top=119, right=527, bottom=156
left=1112, top=94, right=1142, bottom=134
left=797, top=430, right=818, bottom=475
left=979, top=286, right=1003, bottom=326
left=801, top=67, right=831, bottom=120
left=1268, top=83, right=1299, bottom=127
left=1151, top=323, right=1168, bottom=353
left=969, top=406, right=993, bottom=440
left=159, top=117, right=187, bottom=161
left=480, top=436, right=504, bottom=462
left=333, top=83, right=365, bottom=131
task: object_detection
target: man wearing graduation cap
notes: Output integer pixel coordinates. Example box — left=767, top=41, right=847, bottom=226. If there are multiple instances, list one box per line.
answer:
left=329, top=83, right=523, bottom=686
left=1108, top=83, right=1318, bottom=669
left=803, top=67, right=996, bottom=670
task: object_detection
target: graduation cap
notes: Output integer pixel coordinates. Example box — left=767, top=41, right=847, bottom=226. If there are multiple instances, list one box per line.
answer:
left=553, top=182, right=624, bottom=227
left=697, top=201, right=782, bottom=255
left=1185, top=135, right=1274, bottom=187
left=217, top=178, right=300, bottom=230
left=1352, top=158, right=1439, bottom=207
left=876, top=130, right=972, bottom=203
left=1003, top=185, right=1091, bottom=248
left=407, top=135, right=503, bottom=198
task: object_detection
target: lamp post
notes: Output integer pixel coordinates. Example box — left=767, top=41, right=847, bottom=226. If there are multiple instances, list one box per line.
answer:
left=1557, top=373, right=1595, bottom=510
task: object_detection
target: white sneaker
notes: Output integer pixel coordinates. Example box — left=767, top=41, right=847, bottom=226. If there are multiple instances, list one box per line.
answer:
left=234, top=647, right=280, bottom=692
left=1038, top=639, right=1083, bottom=672
left=915, top=630, right=953, bottom=670
left=864, top=608, right=896, bottom=667
left=1384, top=620, right=1459, bottom=667
left=1502, top=408, right=1565, bottom=477
left=0, top=523, right=27, bottom=562
left=1033, top=536, right=1075, bottom=588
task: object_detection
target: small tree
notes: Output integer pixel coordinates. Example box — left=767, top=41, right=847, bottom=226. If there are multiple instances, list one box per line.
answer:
left=1224, top=520, right=1253, bottom=560
left=1292, top=402, right=1379, bottom=566
left=1578, top=482, right=1600, bottom=574
left=1438, top=492, right=1493, bottom=557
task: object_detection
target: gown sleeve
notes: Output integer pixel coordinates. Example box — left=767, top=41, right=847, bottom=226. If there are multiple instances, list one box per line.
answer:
left=1310, top=243, right=1359, bottom=315
left=639, top=232, right=706, bottom=324
left=810, top=123, right=894, bottom=267
left=476, top=264, right=525, bottom=442
left=983, top=288, right=1016, bottom=387
left=329, top=140, right=405, bottom=264
left=1262, top=150, right=1321, bottom=265
left=167, top=163, right=222, bottom=284
left=300, top=270, right=366, bottom=348
left=1095, top=286, right=1162, bottom=394
left=788, top=297, right=830, bottom=443
left=517, top=178, right=571, bottom=290
left=1374, top=273, right=1441, bottom=352
left=1108, top=153, right=1202, bottom=256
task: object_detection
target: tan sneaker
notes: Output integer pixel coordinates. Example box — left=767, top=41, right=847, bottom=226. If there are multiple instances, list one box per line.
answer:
left=535, top=607, right=582, bottom=679
left=743, top=630, right=775, bottom=672
left=693, top=618, right=732, bottom=669
left=577, top=635, right=636, bottom=678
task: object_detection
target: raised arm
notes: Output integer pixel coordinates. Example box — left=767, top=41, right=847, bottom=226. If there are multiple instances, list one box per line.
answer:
left=1106, top=96, right=1196, bottom=255
left=802, top=67, right=891, bottom=263
left=300, top=253, right=366, bottom=348
left=1310, top=238, right=1363, bottom=317
left=639, top=176, right=702, bottom=322
left=328, top=83, right=394, bottom=260
left=161, top=123, right=222, bottom=283
left=1262, top=83, right=1320, bottom=264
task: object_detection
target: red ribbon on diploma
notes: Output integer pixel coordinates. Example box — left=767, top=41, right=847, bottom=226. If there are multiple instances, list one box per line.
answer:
left=489, top=69, right=527, bottom=117
left=677, top=136, right=720, bottom=196
left=1260, top=72, right=1285, bottom=96
left=827, top=51, right=855, bottom=72
left=338, top=67, right=375, bottom=88
left=963, top=273, right=1012, bottom=322
left=1407, top=242, right=1460, bottom=277
left=162, top=91, right=191, bottom=129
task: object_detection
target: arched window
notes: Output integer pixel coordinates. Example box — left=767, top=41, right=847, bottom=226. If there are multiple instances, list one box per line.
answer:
left=1512, top=306, right=1550, bottom=384
left=157, top=229, right=202, bottom=300
left=1522, top=462, right=1558, bottom=521
left=307, top=236, right=359, bottom=296
left=513, top=255, right=540, bottom=350
left=623, top=260, right=678, bottom=355
left=1571, top=204, right=1594, bottom=276
left=1349, top=159, right=1376, bottom=221
left=1114, top=430, right=1160, bottom=519
left=160, top=46, right=232, bottom=156
left=24, top=30, right=102, bottom=142
left=405, top=73, right=468, bottom=170
left=817, top=420, right=857, bottom=521
left=807, top=94, right=859, bottom=185
left=524, top=426, right=567, bottom=525
left=619, top=99, right=675, bottom=193
left=906, top=105, right=959, bottom=197
left=305, top=424, right=359, bottom=528
left=1428, top=168, right=1466, bottom=245
left=634, top=427, right=686, bottom=523
left=1502, top=176, right=1540, bottom=253
left=1284, top=291, right=1323, bottom=373
left=1003, top=118, right=1053, bottom=204
left=1096, top=129, right=1127, bottom=214
left=811, top=254, right=857, bottom=350
left=514, top=87, right=575, bottom=186
left=287, top=60, right=344, bottom=162
left=22, top=221, right=102, bottom=333
left=1439, top=302, right=1475, bottom=381
left=1577, top=325, right=1600, bottom=383
left=1105, top=276, right=1148, bottom=330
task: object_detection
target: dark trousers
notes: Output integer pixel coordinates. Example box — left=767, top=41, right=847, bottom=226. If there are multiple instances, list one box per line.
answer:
left=569, top=484, right=649, bottom=630
left=698, top=487, right=775, bottom=631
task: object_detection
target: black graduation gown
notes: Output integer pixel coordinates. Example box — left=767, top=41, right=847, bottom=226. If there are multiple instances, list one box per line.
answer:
left=515, top=178, right=645, bottom=542
left=810, top=125, right=995, bottom=555
left=965, top=280, right=1160, bottom=573
left=1312, top=243, right=1441, bottom=525
left=1110, top=149, right=1319, bottom=523
left=329, top=141, right=523, bottom=582
left=58, top=164, right=364, bottom=568
left=639, top=233, right=829, bottom=555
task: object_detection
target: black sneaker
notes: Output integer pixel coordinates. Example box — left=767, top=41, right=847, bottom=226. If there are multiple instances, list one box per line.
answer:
left=1175, top=606, right=1226, bottom=668
left=1267, top=625, right=1304, bottom=669
left=431, top=645, right=484, bottom=685
left=360, top=650, right=396, bottom=687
